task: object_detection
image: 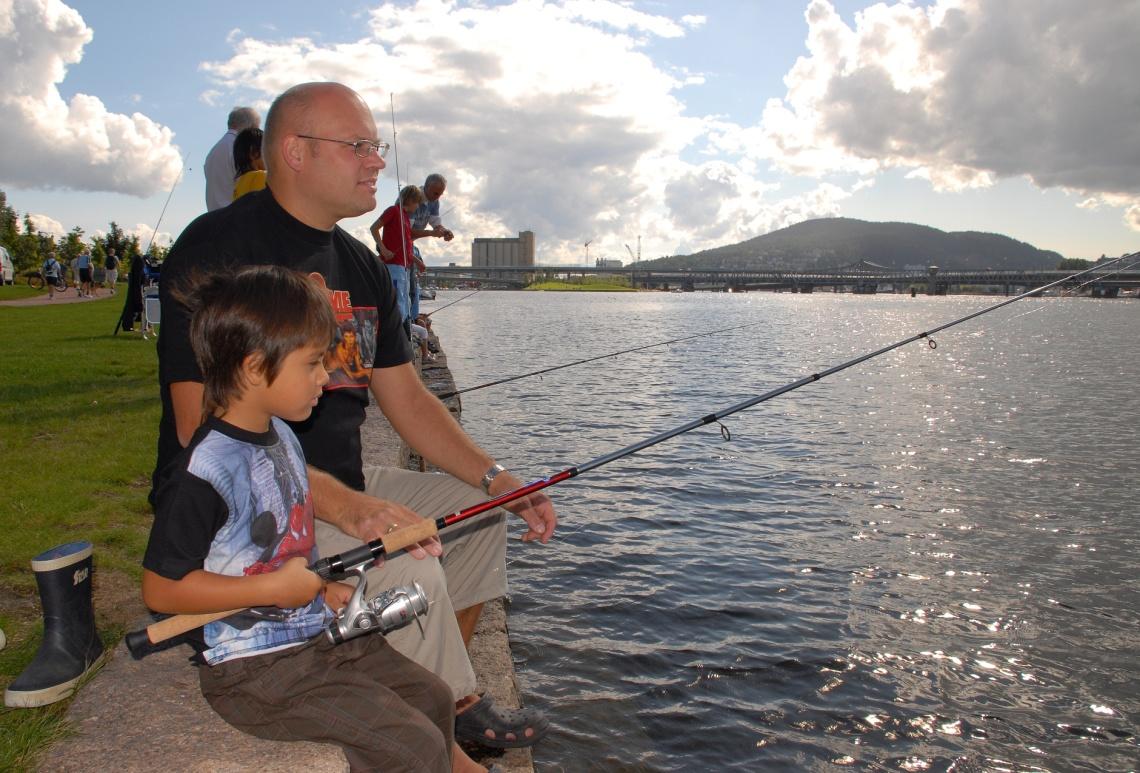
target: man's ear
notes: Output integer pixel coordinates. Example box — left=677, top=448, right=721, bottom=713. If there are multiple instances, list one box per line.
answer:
left=279, top=135, right=306, bottom=172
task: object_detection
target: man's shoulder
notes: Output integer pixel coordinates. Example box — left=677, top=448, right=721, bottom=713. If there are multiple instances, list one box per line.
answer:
left=332, top=224, right=375, bottom=259
left=168, top=193, right=274, bottom=262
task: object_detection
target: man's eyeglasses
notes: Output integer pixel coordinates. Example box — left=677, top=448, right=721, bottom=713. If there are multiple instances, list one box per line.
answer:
left=296, top=134, right=390, bottom=159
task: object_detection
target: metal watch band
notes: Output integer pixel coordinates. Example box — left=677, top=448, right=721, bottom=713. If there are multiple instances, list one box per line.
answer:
left=480, top=462, right=507, bottom=494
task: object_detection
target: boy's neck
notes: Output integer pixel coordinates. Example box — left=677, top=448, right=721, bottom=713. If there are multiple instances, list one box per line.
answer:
left=217, top=403, right=272, bottom=434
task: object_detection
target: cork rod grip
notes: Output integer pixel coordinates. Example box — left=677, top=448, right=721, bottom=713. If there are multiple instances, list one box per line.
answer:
left=381, top=520, right=440, bottom=554
left=148, top=609, right=242, bottom=642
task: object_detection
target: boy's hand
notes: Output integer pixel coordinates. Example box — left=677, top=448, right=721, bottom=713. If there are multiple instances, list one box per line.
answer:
left=268, top=557, right=324, bottom=608
left=323, top=581, right=355, bottom=613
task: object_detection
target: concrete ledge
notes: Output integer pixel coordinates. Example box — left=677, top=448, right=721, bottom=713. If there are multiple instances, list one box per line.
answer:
left=39, top=335, right=534, bottom=772
left=40, top=637, right=348, bottom=772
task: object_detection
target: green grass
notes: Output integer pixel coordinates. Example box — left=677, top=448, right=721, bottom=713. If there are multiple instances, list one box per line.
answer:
left=527, top=278, right=637, bottom=291
left=0, top=283, right=47, bottom=301
left=0, top=296, right=158, bottom=771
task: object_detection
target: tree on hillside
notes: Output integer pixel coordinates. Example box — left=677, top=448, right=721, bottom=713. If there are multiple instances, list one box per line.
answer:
left=1057, top=258, right=1091, bottom=270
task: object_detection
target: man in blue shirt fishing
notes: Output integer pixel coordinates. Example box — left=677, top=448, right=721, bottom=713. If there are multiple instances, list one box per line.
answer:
left=408, top=173, right=454, bottom=320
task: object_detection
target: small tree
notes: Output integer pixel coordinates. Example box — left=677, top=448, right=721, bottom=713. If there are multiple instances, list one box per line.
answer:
left=10, top=214, right=49, bottom=273
left=0, top=191, right=19, bottom=251
left=59, top=227, right=87, bottom=263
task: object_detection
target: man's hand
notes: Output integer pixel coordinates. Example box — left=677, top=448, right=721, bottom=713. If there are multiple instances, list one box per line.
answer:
left=267, top=557, right=324, bottom=608
left=346, top=498, right=443, bottom=560
left=491, top=472, right=557, bottom=543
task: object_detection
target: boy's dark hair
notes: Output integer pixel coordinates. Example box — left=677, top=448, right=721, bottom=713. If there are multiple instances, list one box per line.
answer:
left=182, top=265, right=336, bottom=416
left=232, top=127, right=264, bottom=178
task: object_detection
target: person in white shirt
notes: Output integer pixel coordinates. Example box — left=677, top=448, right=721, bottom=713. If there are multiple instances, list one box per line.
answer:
left=203, top=107, right=260, bottom=211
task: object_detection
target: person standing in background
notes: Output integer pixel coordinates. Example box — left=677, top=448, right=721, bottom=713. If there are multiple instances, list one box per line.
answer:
left=41, top=252, right=62, bottom=300
left=370, top=184, right=426, bottom=327
left=75, top=248, right=94, bottom=298
left=204, top=107, right=260, bottom=211
left=231, top=128, right=267, bottom=201
left=103, top=248, right=120, bottom=294
left=408, top=173, right=454, bottom=321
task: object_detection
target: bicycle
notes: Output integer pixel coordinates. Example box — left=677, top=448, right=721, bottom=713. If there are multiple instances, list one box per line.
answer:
left=27, top=271, right=68, bottom=292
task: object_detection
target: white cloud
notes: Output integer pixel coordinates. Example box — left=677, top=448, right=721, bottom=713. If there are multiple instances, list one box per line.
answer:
left=759, top=0, right=1140, bottom=230
left=130, top=222, right=174, bottom=250
left=197, top=0, right=769, bottom=263
left=195, top=0, right=1140, bottom=264
left=28, top=212, right=65, bottom=237
left=0, top=0, right=183, bottom=196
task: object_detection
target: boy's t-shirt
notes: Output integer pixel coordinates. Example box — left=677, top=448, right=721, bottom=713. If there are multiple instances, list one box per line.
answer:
left=145, top=415, right=330, bottom=665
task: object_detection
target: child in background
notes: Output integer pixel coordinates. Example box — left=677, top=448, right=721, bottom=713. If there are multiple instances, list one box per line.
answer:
left=231, top=127, right=267, bottom=201
left=142, top=265, right=490, bottom=772
left=369, top=184, right=426, bottom=326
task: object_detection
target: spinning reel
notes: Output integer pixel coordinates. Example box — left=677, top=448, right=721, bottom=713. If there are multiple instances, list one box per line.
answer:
left=327, top=567, right=429, bottom=645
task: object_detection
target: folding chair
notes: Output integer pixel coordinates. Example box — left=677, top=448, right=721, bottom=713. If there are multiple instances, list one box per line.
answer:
left=142, top=287, right=161, bottom=340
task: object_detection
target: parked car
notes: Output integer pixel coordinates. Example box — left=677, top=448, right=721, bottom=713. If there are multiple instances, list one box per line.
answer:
left=0, top=245, right=13, bottom=285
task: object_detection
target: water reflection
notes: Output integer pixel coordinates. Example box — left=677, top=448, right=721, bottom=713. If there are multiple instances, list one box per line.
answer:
left=430, top=291, right=1139, bottom=771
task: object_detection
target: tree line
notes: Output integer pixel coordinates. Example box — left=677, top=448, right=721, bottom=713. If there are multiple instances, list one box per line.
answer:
left=1, top=189, right=169, bottom=276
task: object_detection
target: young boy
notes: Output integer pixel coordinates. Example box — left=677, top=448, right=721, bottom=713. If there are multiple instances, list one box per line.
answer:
left=369, top=184, right=426, bottom=325
left=143, top=265, right=491, bottom=773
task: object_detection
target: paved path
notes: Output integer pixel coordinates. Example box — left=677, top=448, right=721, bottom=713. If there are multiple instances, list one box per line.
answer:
left=0, top=289, right=117, bottom=307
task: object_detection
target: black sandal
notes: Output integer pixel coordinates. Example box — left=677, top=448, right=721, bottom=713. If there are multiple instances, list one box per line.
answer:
left=455, top=694, right=550, bottom=749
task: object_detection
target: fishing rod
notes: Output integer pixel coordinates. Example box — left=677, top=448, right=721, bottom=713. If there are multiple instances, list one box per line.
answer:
left=425, top=287, right=480, bottom=316
left=144, top=157, right=186, bottom=256
left=389, top=93, right=412, bottom=274
left=1063, top=255, right=1140, bottom=295
left=313, top=251, right=1138, bottom=574
left=125, top=252, right=1134, bottom=653
left=438, top=321, right=764, bottom=400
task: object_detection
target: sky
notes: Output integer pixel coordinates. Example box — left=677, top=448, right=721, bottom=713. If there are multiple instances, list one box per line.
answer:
left=1, top=0, right=1137, bottom=265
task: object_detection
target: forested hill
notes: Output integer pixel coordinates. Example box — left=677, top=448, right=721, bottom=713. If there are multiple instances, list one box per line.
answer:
left=642, top=218, right=1062, bottom=271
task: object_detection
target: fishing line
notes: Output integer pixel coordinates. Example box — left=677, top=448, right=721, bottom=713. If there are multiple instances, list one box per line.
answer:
left=424, top=287, right=480, bottom=316
left=1063, top=256, right=1140, bottom=295
left=389, top=94, right=410, bottom=271
left=144, top=157, right=186, bottom=255
left=315, top=252, right=1136, bottom=577
left=126, top=253, right=1134, bottom=649
left=437, top=321, right=765, bottom=400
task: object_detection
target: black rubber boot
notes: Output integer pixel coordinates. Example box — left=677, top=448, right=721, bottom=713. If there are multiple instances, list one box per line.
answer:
left=4, top=541, right=104, bottom=708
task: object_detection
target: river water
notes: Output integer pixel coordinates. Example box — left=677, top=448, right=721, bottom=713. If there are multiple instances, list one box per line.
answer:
left=424, top=289, right=1138, bottom=772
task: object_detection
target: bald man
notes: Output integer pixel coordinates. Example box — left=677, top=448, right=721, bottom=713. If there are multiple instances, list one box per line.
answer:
left=153, top=82, right=553, bottom=751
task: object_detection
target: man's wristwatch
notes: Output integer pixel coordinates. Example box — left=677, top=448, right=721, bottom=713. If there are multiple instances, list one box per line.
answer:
left=480, top=462, right=507, bottom=495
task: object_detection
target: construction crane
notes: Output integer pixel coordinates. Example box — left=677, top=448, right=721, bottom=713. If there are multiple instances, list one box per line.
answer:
left=625, top=236, right=641, bottom=263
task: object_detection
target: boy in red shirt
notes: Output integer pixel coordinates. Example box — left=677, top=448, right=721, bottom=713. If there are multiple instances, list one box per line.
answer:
left=369, top=184, right=426, bottom=325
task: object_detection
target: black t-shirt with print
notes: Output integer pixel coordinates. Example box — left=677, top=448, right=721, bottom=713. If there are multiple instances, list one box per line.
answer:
left=151, top=189, right=412, bottom=501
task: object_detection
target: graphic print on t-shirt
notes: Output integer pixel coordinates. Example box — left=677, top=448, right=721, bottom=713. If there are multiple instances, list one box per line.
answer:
left=189, top=421, right=327, bottom=664
left=324, top=288, right=378, bottom=390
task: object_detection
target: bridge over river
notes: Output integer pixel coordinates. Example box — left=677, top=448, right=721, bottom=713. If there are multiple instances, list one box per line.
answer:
left=422, top=265, right=1140, bottom=297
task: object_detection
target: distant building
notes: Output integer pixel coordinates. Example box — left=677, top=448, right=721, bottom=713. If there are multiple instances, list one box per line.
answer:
left=472, top=230, right=535, bottom=268
left=595, top=258, right=623, bottom=268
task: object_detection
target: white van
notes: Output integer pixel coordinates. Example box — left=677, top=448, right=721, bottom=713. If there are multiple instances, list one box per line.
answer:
left=0, top=245, right=14, bottom=285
